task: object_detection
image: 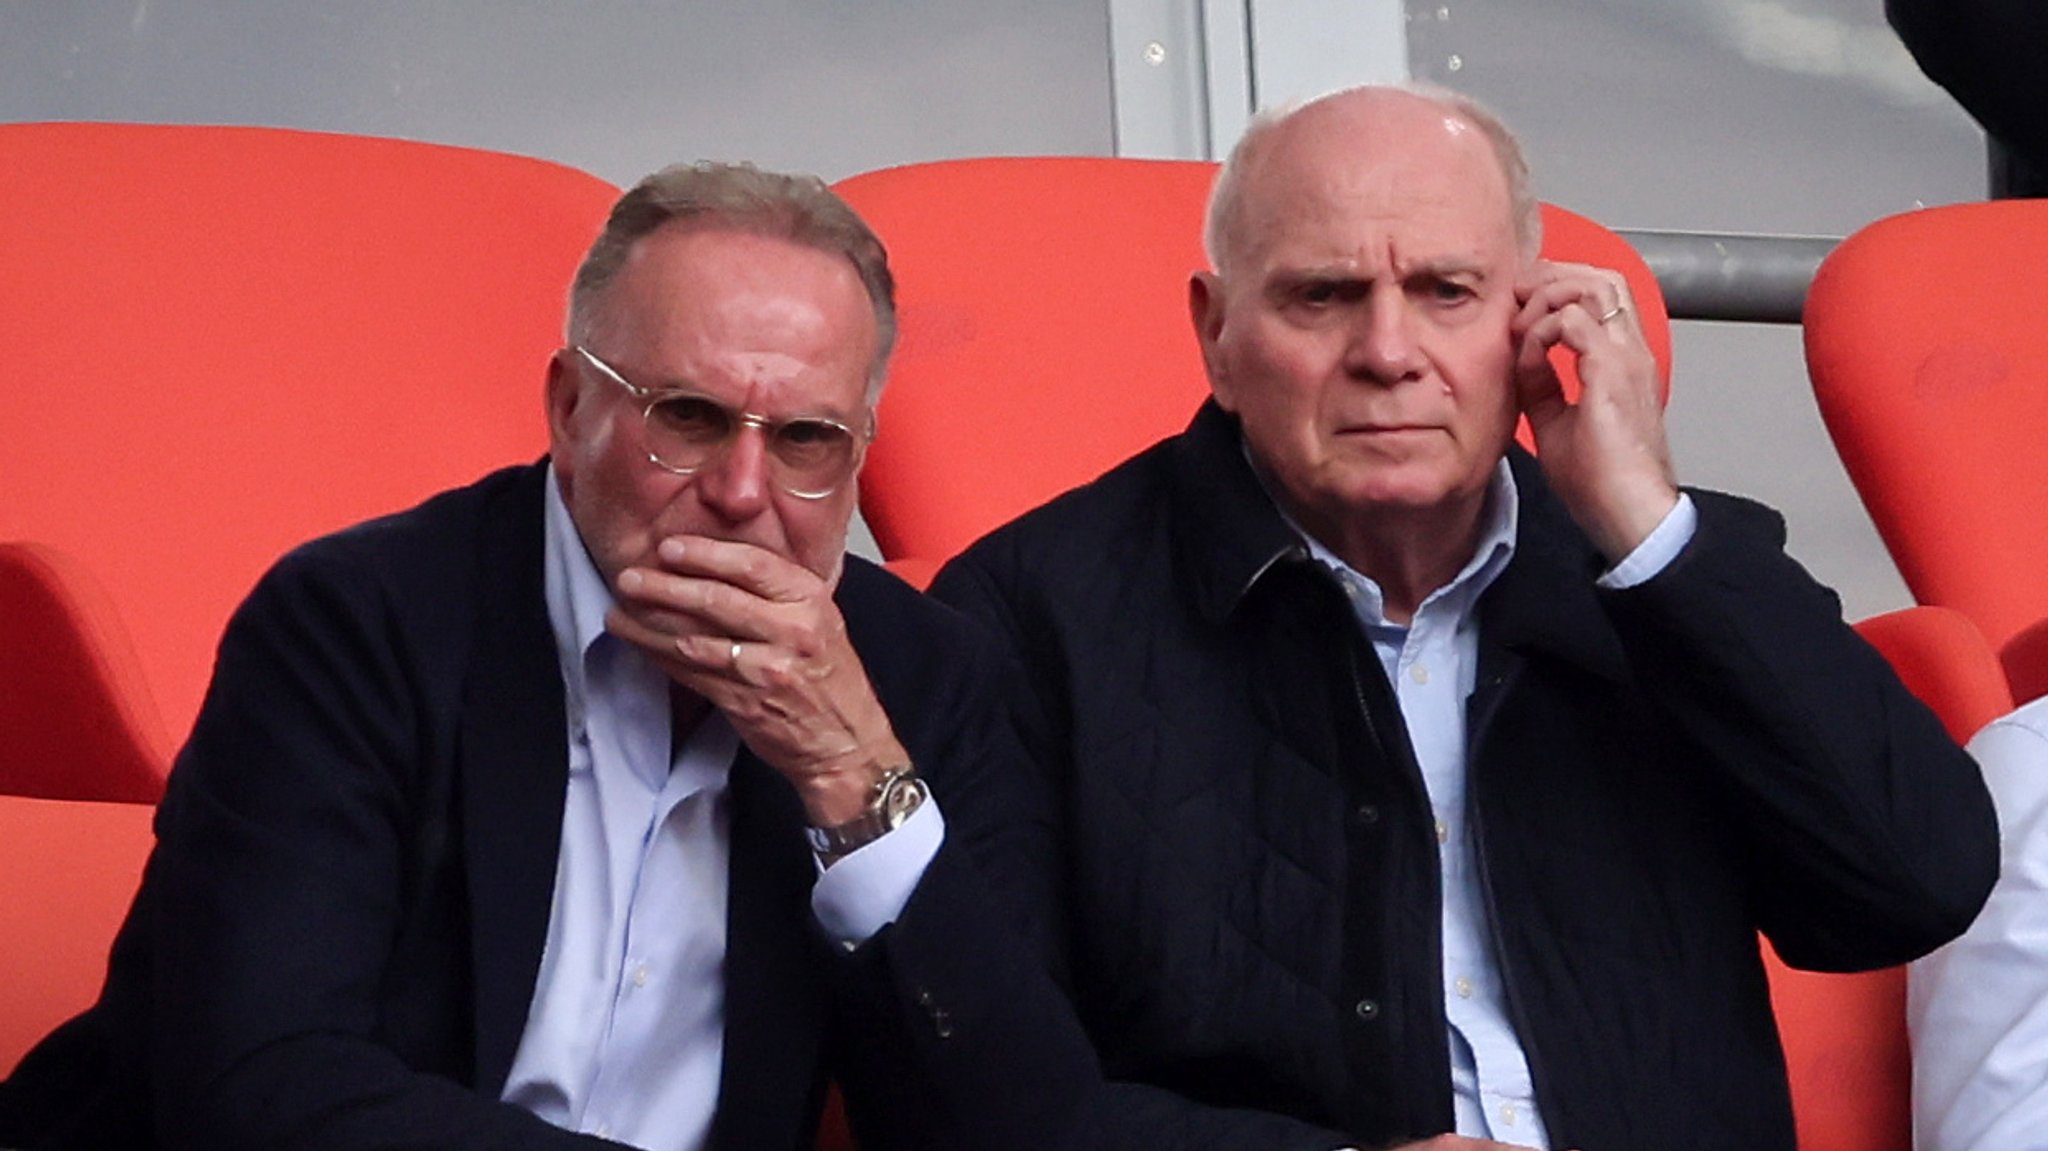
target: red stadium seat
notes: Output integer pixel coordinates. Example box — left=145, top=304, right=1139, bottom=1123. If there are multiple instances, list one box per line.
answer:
left=1806, top=200, right=2048, bottom=661
left=0, top=122, right=618, bottom=800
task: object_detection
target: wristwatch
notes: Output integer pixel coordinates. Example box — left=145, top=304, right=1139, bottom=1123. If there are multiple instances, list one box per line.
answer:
left=805, top=765, right=927, bottom=865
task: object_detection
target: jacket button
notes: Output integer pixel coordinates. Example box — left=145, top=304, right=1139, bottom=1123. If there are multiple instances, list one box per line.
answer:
left=1353, top=803, right=1380, bottom=826
left=1353, top=998, right=1380, bottom=1022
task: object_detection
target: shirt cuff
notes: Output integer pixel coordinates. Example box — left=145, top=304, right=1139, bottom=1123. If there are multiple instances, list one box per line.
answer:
left=810, top=796, right=946, bottom=946
left=1596, top=493, right=1697, bottom=590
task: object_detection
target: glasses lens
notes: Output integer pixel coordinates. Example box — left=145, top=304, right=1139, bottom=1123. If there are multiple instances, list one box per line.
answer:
left=644, top=395, right=734, bottom=471
left=640, top=392, right=860, bottom=498
left=770, top=419, right=857, bottom=489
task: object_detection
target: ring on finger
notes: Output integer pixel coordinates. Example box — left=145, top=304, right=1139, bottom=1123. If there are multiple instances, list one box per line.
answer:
left=1597, top=303, right=1626, bottom=325
left=729, top=639, right=743, bottom=666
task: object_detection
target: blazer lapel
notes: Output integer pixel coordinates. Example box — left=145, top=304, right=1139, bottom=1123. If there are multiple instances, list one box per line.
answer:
left=457, top=465, right=573, bottom=1096
left=707, top=751, right=828, bottom=1151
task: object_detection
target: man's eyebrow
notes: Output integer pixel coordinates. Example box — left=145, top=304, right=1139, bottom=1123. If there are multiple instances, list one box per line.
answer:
left=1401, top=257, right=1489, bottom=280
left=1269, top=264, right=1369, bottom=285
left=1268, top=258, right=1490, bottom=283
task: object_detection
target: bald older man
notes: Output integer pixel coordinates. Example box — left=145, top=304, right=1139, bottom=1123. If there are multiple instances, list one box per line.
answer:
left=931, top=84, right=1996, bottom=1151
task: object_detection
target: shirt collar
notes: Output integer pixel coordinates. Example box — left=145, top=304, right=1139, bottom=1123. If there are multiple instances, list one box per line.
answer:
left=1270, top=453, right=1520, bottom=632
left=543, top=465, right=619, bottom=739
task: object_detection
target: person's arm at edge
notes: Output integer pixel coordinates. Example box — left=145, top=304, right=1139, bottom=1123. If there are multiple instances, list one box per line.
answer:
left=1910, top=704, right=2048, bottom=1151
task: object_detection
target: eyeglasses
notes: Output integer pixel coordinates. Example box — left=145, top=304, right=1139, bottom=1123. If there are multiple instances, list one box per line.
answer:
left=570, top=345, right=870, bottom=500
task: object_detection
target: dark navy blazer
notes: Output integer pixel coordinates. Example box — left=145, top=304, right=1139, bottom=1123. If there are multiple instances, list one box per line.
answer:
left=1, top=462, right=1100, bottom=1151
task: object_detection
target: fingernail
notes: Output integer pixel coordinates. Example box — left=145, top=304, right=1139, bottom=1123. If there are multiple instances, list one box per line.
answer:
left=660, top=537, right=687, bottom=560
left=618, top=569, right=642, bottom=592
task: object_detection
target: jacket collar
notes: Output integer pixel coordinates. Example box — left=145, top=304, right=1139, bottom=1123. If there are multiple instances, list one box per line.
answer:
left=1168, top=400, right=1310, bottom=626
left=1473, top=451, right=1631, bottom=686
left=1167, top=401, right=1629, bottom=686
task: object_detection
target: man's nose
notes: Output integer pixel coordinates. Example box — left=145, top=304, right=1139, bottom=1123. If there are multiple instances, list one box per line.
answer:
left=695, top=425, right=773, bottom=519
left=1344, top=293, right=1424, bottom=384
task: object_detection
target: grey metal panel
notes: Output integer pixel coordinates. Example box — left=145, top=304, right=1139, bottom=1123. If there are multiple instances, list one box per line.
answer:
left=1106, top=0, right=1406, bottom=160
left=1108, top=0, right=1216, bottom=157
left=1247, top=0, right=1408, bottom=108
left=1200, top=0, right=1252, bottom=156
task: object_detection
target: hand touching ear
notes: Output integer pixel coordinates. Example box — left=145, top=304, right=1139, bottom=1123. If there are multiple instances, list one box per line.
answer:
left=1512, top=259, right=1678, bottom=561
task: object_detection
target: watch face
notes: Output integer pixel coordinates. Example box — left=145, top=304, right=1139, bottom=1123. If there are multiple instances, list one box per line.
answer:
left=878, top=776, right=927, bottom=826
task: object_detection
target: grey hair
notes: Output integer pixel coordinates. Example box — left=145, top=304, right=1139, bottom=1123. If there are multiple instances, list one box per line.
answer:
left=567, top=161, right=897, bottom=399
left=1203, top=82, right=1543, bottom=275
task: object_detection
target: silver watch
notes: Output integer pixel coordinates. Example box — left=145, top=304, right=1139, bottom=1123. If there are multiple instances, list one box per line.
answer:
left=806, top=766, right=927, bottom=864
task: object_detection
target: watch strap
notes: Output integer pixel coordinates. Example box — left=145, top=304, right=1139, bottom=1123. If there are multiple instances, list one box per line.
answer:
left=806, top=766, right=926, bottom=863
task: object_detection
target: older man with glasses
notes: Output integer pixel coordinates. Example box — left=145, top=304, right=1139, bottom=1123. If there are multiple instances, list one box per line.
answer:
left=0, top=162, right=1100, bottom=1151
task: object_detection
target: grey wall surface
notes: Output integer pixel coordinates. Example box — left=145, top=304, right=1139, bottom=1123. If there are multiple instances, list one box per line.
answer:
left=3, top=1, right=1993, bottom=619
left=1, top=2, right=1113, bottom=187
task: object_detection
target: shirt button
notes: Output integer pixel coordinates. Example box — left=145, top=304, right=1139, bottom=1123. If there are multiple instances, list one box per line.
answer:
left=1435, top=820, right=1450, bottom=845
left=1454, top=976, right=1474, bottom=999
left=1501, top=1102, right=1518, bottom=1126
left=1410, top=663, right=1430, bottom=685
left=1353, top=998, right=1380, bottom=1022
left=1354, top=803, right=1380, bottom=826
left=594, top=1122, right=612, bottom=1138
left=631, top=963, right=649, bottom=989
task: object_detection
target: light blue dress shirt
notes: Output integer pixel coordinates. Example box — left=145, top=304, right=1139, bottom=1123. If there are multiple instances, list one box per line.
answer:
left=1283, top=459, right=1696, bottom=1148
left=1910, top=695, right=2048, bottom=1151
left=499, top=468, right=943, bottom=1150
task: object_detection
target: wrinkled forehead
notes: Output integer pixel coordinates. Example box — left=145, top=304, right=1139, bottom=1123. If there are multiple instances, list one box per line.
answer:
left=1229, top=98, right=1517, bottom=267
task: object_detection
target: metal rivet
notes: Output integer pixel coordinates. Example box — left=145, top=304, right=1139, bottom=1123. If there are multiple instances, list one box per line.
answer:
left=1446, top=54, right=1464, bottom=72
left=1143, top=41, right=1167, bottom=66
left=1354, top=998, right=1380, bottom=1022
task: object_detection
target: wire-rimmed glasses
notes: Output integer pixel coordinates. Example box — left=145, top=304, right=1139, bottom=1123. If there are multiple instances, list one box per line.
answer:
left=571, top=345, right=869, bottom=500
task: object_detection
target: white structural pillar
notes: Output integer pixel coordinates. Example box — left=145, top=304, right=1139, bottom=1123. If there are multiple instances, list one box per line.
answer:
left=1109, top=0, right=1410, bottom=160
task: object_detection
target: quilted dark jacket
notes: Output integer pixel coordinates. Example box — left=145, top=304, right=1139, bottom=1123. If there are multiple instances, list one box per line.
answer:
left=931, top=401, right=1997, bottom=1151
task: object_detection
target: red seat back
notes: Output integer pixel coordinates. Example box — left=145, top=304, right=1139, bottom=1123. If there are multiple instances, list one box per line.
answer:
left=0, top=122, right=618, bottom=796
left=1806, top=200, right=2048, bottom=654
left=0, top=794, right=157, bottom=1074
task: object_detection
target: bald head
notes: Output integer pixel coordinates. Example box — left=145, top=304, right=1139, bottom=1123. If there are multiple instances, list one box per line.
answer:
left=1204, top=85, right=1540, bottom=280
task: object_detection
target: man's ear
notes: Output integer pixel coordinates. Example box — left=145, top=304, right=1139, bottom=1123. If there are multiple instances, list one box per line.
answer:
left=1188, top=271, right=1234, bottom=409
left=543, top=349, right=580, bottom=470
